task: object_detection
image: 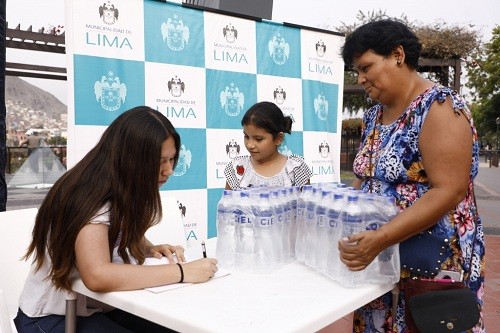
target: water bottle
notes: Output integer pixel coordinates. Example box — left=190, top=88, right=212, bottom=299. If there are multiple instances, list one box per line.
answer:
left=313, top=190, right=332, bottom=272
left=279, top=188, right=292, bottom=263
left=304, top=187, right=321, bottom=267
left=368, top=195, right=400, bottom=284
left=369, top=194, right=399, bottom=263
left=358, top=194, right=385, bottom=283
left=215, top=190, right=236, bottom=268
left=295, top=185, right=312, bottom=262
left=252, top=191, right=276, bottom=273
left=270, top=190, right=284, bottom=267
left=326, top=192, right=345, bottom=280
left=338, top=194, right=365, bottom=287
left=288, top=186, right=299, bottom=259
left=234, top=190, right=256, bottom=271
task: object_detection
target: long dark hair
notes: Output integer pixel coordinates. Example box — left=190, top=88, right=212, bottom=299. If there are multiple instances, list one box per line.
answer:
left=241, top=101, right=292, bottom=138
left=25, top=106, right=180, bottom=291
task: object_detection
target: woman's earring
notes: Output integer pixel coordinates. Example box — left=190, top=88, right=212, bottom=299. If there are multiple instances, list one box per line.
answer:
left=397, top=59, right=401, bottom=66
left=365, top=92, right=372, bottom=104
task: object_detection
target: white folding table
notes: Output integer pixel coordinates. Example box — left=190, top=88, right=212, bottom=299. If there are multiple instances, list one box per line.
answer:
left=70, top=238, right=394, bottom=333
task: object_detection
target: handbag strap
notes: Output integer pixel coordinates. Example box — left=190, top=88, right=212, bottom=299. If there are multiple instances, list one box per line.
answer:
left=367, top=109, right=381, bottom=193
left=464, top=187, right=479, bottom=284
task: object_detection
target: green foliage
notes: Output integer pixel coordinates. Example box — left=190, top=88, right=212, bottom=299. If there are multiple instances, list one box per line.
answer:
left=332, top=10, right=480, bottom=60
left=47, top=136, right=67, bottom=145
left=323, top=10, right=482, bottom=116
left=467, top=26, right=500, bottom=146
left=467, top=26, right=500, bottom=100
left=342, top=117, right=363, bottom=131
left=342, top=71, right=375, bottom=114
left=414, top=23, right=480, bottom=59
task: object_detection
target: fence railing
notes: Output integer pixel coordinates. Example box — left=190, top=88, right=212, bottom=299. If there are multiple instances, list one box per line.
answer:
left=6, top=146, right=495, bottom=176
left=481, top=149, right=500, bottom=168
left=5, top=142, right=358, bottom=175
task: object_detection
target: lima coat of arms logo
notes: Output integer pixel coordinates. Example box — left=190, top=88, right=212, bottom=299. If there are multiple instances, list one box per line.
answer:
left=268, top=33, right=290, bottom=65
left=226, top=139, right=240, bottom=159
left=273, top=86, right=286, bottom=105
left=316, top=40, right=326, bottom=57
left=223, top=23, right=238, bottom=43
left=161, top=14, right=190, bottom=51
left=314, top=93, right=329, bottom=121
left=319, top=141, right=330, bottom=158
left=173, top=144, right=192, bottom=177
left=94, top=71, right=127, bottom=111
left=168, top=76, right=185, bottom=97
left=99, top=1, right=119, bottom=25
left=220, top=83, right=245, bottom=116
left=278, top=144, right=292, bottom=156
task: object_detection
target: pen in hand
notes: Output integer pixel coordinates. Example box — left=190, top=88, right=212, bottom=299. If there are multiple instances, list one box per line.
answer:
left=202, top=241, right=207, bottom=258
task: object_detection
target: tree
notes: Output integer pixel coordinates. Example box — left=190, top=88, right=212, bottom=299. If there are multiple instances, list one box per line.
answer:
left=324, top=10, right=482, bottom=116
left=467, top=26, right=500, bottom=146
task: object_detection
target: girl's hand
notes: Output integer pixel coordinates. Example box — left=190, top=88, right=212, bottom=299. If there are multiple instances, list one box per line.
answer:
left=181, top=258, right=219, bottom=283
left=147, top=243, right=186, bottom=263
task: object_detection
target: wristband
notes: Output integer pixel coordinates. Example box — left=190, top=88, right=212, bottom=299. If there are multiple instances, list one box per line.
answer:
left=176, top=263, right=184, bottom=283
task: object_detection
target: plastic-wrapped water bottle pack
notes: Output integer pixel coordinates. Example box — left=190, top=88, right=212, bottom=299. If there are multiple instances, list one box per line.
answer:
left=215, top=183, right=400, bottom=287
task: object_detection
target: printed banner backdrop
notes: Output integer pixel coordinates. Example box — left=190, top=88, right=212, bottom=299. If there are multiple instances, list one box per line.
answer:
left=65, top=0, right=345, bottom=247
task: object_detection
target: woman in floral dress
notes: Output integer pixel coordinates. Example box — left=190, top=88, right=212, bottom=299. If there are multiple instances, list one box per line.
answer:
left=339, top=20, right=485, bottom=332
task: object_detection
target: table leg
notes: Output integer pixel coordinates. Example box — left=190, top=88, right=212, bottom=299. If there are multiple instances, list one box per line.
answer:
left=65, top=292, right=77, bottom=333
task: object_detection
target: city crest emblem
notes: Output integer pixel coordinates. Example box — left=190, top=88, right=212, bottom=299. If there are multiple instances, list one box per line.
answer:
left=223, top=23, right=238, bottom=44
left=168, top=76, right=185, bottom=97
left=278, top=144, right=292, bottom=156
left=273, top=86, right=286, bottom=105
left=173, top=144, right=192, bottom=177
left=94, top=71, right=127, bottom=112
left=316, top=40, right=326, bottom=57
left=319, top=141, right=330, bottom=158
left=268, top=33, right=290, bottom=65
left=314, top=93, right=328, bottom=121
left=161, top=14, right=190, bottom=51
left=226, top=139, right=240, bottom=159
left=220, top=83, right=245, bottom=116
left=99, top=1, right=119, bottom=25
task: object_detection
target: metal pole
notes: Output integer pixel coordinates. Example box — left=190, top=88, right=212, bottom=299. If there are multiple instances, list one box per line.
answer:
left=496, top=117, right=500, bottom=150
left=65, top=292, right=77, bottom=333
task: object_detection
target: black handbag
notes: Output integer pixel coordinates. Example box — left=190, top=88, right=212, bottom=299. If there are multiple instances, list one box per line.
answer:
left=399, top=231, right=450, bottom=277
left=401, top=202, right=480, bottom=333
left=409, top=286, right=480, bottom=332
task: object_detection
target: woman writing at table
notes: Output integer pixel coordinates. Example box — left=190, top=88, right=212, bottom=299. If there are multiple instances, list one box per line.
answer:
left=14, top=106, right=218, bottom=333
left=338, top=20, right=485, bottom=332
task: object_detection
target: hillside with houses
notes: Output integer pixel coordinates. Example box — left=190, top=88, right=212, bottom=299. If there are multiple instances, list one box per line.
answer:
left=5, top=76, right=67, bottom=146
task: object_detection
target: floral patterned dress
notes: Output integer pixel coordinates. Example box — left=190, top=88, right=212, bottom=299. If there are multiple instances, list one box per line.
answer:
left=352, top=85, right=485, bottom=333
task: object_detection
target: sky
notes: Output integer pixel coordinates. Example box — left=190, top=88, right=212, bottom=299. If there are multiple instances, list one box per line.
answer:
left=6, top=0, right=499, bottom=104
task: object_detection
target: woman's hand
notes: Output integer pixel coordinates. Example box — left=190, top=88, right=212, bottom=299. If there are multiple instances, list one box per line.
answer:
left=146, top=243, right=186, bottom=263
left=180, top=258, right=219, bottom=283
left=338, top=230, right=387, bottom=271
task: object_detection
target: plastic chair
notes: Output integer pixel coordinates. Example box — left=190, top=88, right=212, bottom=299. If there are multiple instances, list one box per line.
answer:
left=0, top=208, right=38, bottom=333
left=0, top=289, right=13, bottom=333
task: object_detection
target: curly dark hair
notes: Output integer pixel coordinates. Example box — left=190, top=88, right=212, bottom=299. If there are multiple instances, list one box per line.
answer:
left=341, top=19, right=422, bottom=70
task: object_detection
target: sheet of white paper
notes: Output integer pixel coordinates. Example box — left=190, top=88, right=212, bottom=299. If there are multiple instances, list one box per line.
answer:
left=143, top=256, right=231, bottom=293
